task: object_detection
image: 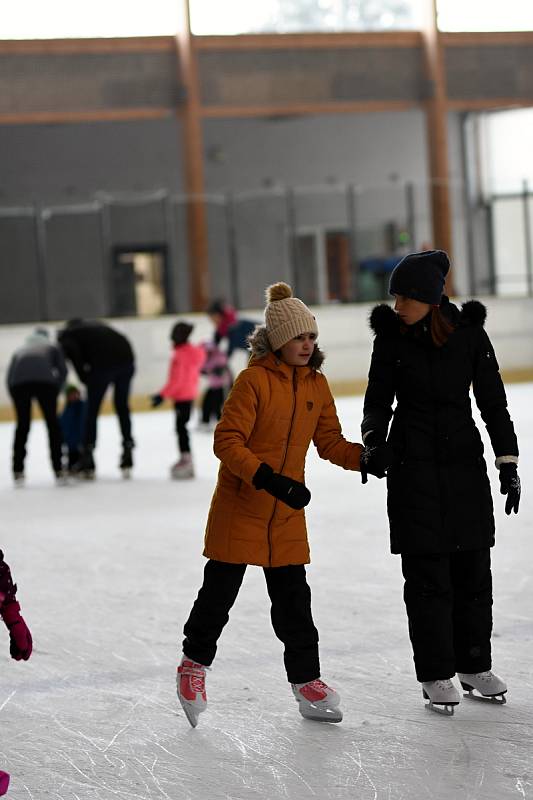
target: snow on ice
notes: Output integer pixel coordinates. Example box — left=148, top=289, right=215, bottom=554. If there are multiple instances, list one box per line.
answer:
left=0, top=388, right=532, bottom=799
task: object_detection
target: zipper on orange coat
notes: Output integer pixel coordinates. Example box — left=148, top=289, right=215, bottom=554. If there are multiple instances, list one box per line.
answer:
left=266, top=367, right=299, bottom=567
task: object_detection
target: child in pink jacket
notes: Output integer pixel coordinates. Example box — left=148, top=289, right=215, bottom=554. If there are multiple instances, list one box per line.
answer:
left=151, top=322, right=206, bottom=479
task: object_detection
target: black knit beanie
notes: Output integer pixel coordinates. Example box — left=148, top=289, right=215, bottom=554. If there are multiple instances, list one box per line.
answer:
left=389, top=250, right=450, bottom=305
left=171, top=321, right=193, bottom=345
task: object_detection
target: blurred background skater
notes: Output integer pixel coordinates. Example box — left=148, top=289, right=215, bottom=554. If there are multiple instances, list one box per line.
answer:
left=59, top=384, right=86, bottom=476
left=150, top=321, right=206, bottom=479
left=361, top=250, right=520, bottom=715
left=0, top=549, right=33, bottom=796
left=58, top=319, right=135, bottom=479
left=207, top=299, right=257, bottom=375
left=6, top=328, right=67, bottom=486
left=198, top=341, right=233, bottom=431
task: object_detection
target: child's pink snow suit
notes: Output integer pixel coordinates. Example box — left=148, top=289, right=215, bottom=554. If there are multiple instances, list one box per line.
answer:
left=160, top=343, right=206, bottom=402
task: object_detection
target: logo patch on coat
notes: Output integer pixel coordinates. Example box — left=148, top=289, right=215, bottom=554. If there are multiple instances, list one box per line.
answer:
left=306, top=401, right=313, bottom=411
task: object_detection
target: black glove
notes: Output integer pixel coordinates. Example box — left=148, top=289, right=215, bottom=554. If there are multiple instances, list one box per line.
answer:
left=252, top=463, right=311, bottom=510
left=360, top=432, right=392, bottom=484
left=150, top=394, right=164, bottom=408
left=499, top=462, right=520, bottom=515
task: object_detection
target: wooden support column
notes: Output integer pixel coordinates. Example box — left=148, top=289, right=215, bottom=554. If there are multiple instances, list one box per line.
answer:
left=176, top=0, right=209, bottom=311
left=420, top=0, right=455, bottom=292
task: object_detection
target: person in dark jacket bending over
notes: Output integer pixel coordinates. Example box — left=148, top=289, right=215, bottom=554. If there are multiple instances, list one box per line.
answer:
left=6, top=328, right=67, bottom=485
left=57, top=319, right=135, bottom=479
left=360, top=250, right=520, bottom=715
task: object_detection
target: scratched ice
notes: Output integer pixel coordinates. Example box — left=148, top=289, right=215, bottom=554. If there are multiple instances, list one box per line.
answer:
left=0, top=387, right=532, bottom=799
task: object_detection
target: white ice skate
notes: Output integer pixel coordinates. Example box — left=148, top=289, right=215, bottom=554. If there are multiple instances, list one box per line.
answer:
left=458, top=671, right=507, bottom=704
left=291, top=678, right=343, bottom=723
left=422, top=679, right=461, bottom=715
left=170, top=454, right=194, bottom=480
left=13, top=472, right=24, bottom=487
left=177, top=656, right=207, bottom=727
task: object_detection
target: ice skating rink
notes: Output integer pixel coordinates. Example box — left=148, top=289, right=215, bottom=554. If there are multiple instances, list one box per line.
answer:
left=1, top=387, right=532, bottom=800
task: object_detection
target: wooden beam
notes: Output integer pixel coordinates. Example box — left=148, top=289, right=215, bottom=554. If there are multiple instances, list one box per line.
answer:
left=0, top=36, right=175, bottom=54
left=0, top=108, right=173, bottom=125
left=194, top=31, right=423, bottom=50
left=200, top=99, right=421, bottom=118
left=441, top=31, right=533, bottom=47
left=420, top=0, right=454, bottom=292
left=176, top=0, right=210, bottom=312
left=447, top=98, right=533, bottom=112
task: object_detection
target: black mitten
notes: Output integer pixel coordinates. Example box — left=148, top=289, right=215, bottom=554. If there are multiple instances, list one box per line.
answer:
left=360, top=432, right=391, bottom=484
left=150, top=394, right=164, bottom=408
left=499, top=463, right=520, bottom=515
left=252, top=463, right=311, bottom=510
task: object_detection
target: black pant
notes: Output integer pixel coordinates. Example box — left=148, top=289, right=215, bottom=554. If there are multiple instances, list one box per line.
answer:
left=174, top=400, right=192, bottom=454
left=10, top=382, right=63, bottom=473
left=401, top=549, right=493, bottom=682
left=201, top=388, right=225, bottom=424
left=84, top=362, right=134, bottom=447
left=183, top=560, right=320, bottom=684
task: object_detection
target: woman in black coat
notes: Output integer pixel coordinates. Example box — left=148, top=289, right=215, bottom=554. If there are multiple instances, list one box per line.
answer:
left=360, top=250, right=520, bottom=714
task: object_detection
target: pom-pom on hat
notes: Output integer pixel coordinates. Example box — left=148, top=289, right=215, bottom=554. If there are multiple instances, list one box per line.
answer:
left=389, top=250, right=450, bottom=306
left=264, top=282, right=318, bottom=352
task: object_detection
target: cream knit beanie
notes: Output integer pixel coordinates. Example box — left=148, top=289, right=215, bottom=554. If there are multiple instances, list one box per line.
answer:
left=264, top=282, right=318, bottom=352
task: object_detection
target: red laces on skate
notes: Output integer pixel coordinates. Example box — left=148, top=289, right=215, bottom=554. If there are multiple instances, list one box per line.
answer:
left=298, top=679, right=331, bottom=702
left=177, top=661, right=206, bottom=695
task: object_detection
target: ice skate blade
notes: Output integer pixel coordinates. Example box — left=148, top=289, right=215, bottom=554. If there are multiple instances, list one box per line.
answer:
left=298, top=704, right=343, bottom=723
left=424, top=700, right=456, bottom=716
left=462, top=687, right=507, bottom=704
left=178, top=696, right=202, bottom=728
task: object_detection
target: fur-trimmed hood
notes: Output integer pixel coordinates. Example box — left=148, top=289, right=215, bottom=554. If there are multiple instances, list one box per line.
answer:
left=247, top=324, right=325, bottom=370
left=368, top=296, right=487, bottom=337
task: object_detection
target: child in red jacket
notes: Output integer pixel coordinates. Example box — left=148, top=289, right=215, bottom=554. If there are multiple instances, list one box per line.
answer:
left=0, top=550, right=33, bottom=796
left=151, top=322, right=206, bottom=479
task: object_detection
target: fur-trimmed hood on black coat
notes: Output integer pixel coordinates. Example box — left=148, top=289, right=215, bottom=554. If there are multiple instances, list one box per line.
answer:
left=368, top=295, right=487, bottom=338
left=247, top=324, right=325, bottom=371
left=362, top=296, right=518, bottom=555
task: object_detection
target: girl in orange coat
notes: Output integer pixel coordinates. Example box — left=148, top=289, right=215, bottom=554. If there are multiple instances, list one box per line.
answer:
left=177, top=282, right=363, bottom=727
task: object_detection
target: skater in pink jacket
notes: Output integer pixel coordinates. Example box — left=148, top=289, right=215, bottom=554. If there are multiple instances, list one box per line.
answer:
left=150, top=322, right=206, bottom=479
left=0, top=550, right=33, bottom=796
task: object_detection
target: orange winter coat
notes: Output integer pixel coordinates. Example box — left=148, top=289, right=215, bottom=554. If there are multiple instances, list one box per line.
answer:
left=203, top=328, right=363, bottom=567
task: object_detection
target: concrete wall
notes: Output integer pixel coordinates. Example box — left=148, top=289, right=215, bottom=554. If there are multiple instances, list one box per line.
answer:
left=1, top=296, right=533, bottom=410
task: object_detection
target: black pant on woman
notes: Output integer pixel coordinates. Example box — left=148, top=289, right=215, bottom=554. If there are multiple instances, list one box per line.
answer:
left=401, top=549, right=493, bottom=682
left=183, top=559, right=320, bottom=684
left=174, top=400, right=192, bottom=453
left=10, top=382, right=63, bottom=474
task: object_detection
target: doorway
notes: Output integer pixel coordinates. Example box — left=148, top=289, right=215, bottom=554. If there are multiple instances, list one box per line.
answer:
left=111, top=245, right=169, bottom=317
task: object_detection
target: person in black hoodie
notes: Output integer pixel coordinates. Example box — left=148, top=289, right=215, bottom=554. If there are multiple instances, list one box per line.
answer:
left=360, top=250, right=520, bottom=714
left=57, top=319, right=135, bottom=478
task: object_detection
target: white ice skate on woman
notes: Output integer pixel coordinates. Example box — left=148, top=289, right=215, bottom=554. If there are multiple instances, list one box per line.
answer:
left=458, top=670, right=507, bottom=703
left=422, top=679, right=461, bottom=715
left=291, top=678, right=343, bottom=723
left=177, top=656, right=207, bottom=727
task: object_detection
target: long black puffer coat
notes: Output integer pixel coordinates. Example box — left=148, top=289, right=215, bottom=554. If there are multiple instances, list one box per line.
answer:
left=362, top=297, right=518, bottom=555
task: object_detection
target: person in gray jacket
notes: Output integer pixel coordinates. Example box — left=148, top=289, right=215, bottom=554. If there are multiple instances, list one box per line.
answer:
left=6, top=328, right=67, bottom=485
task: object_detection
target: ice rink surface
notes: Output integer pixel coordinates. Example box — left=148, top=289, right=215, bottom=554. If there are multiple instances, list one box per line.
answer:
left=1, top=386, right=532, bottom=800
